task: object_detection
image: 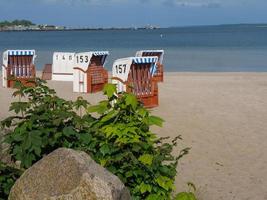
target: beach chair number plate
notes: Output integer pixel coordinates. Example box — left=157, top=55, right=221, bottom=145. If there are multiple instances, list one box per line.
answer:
left=55, top=55, right=73, bottom=61
left=76, top=55, right=89, bottom=64
left=115, top=64, right=127, bottom=74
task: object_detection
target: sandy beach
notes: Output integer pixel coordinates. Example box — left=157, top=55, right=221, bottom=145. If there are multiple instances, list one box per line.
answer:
left=1, top=72, right=267, bottom=200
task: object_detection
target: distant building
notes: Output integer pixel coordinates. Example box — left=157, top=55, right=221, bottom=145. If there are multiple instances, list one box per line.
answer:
left=143, top=24, right=160, bottom=29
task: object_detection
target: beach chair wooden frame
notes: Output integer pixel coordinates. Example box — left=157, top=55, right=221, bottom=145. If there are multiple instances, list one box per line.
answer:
left=41, top=64, right=52, bottom=80
left=73, top=51, right=109, bottom=93
left=136, top=50, right=164, bottom=82
left=112, top=56, right=159, bottom=108
left=2, top=50, right=36, bottom=88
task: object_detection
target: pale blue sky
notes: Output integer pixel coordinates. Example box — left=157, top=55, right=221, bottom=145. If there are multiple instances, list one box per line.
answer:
left=0, top=0, right=266, bottom=27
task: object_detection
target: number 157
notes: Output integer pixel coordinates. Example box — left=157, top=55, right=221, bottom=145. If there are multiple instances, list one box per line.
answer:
left=115, top=64, right=126, bottom=74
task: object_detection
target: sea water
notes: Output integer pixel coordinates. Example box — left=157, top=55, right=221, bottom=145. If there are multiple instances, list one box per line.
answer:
left=0, top=25, right=267, bottom=72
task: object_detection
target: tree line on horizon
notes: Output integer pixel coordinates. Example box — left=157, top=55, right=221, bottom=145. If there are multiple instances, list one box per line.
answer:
left=0, top=20, right=35, bottom=28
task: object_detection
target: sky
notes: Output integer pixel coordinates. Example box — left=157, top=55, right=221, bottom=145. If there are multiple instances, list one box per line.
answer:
left=0, top=0, right=266, bottom=27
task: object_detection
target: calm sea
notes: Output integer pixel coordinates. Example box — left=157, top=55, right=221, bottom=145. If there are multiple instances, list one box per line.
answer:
left=1, top=25, right=267, bottom=72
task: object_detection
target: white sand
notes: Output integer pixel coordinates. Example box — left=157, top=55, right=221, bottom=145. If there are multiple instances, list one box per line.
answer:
left=1, top=72, right=267, bottom=200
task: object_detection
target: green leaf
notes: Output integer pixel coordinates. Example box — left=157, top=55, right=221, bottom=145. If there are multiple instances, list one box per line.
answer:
left=103, top=84, right=117, bottom=99
left=125, top=171, right=133, bottom=178
left=22, top=135, right=32, bottom=150
left=79, top=134, right=92, bottom=145
left=63, top=126, right=76, bottom=137
left=125, top=93, right=138, bottom=109
left=12, top=80, right=23, bottom=89
left=174, top=192, right=197, bottom=200
left=102, top=126, right=117, bottom=138
left=0, top=116, right=18, bottom=128
left=155, top=176, right=173, bottom=191
left=31, top=144, right=41, bottom=156
left=22, top=153, right=35, bottom=168
left=87, top=105, right=100, bottom=113
left=140, top=182, right=152, bottom=194
left=149, top=116, right=164, bottom=127
left=12, top=132, right=24, bottom=142
left=87, top=101, right=109, bottom=114
left=74, top=96, right=90, bottom=110
left=138, top=154, right=153, bottom=166
left=100, top=159, right=107, bottom=166
left=9, top=102, right=29, bottom=114
left=146, top=194, right=162, bottom=200
left=30, top=130, right=42, bottom=146
left=12, top=146, right=23, bottom=160
left=100, top=144, right=110, bottom=156
left=100, top=110, right=119, bottom=123
left=159, top=166, right=176, bottom=177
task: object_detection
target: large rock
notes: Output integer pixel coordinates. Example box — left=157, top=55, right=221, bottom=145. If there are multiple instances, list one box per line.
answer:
left=9, top=148, right=131, bottom=200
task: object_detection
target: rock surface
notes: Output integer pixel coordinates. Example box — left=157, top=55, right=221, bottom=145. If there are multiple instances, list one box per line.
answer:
left=9, top=148, right=131, bottom=200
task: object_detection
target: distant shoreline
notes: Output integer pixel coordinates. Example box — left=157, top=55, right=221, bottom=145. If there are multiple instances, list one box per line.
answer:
left=1, top=23, right=267, bottom=32
left=0, top=27, right=160, bottom=32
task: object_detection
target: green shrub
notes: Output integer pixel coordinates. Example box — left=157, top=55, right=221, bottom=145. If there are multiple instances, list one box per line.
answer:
left=0, top=162, right=22, bottom=200
left=1, top=79, right=94, bottom=169
left=1, top=80, right=193, bottom=199
left=83, top=84, right=190, bottom=199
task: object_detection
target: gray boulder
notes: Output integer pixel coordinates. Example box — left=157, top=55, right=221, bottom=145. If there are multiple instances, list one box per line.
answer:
left=9, top=148, right=131, bottom=200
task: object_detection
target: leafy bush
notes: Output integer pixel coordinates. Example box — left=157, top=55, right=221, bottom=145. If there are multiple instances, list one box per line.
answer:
left=83, top=84, right=190, bottom=199
left=1, top=79, right=93, bottom=169
left=1, top=80, right=194, bottom=199
left=0, top=162, right=22, bottom=200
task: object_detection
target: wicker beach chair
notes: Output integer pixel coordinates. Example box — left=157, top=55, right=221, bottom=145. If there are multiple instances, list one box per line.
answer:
left=112, top=56, right=159, bottom=108
left=73, top=51, right=109, bottom=93
left=136, top=50, right=164, bottom=82
left=2, top=50, right=36, bottom=88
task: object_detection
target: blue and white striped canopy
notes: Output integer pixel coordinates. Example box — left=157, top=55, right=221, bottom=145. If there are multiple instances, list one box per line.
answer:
left=7, top=50, right=35, bottom=56
left=141, top=50, right=164, bottom=54
left=133, top=57, right=158, bottom=64
left=92, top=51, right=109, bottom=56
left=91, top=51, right=109, bottom=65
left=132, top=57, right=158, bottom=75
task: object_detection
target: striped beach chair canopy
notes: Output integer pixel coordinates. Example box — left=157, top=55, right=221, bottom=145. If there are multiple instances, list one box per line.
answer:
left=136, top=50, right=164, bottom=64
left=7, top=50, right=35, bottom=56
left=133, top=56, right=158, bottom=64
left=3, top=50, right=36, bottom=63
left=91, top=51, right=109, bottom=65
left=133, top=56, right=158, bottom=75
left=91, top=51, right=109, bottom=56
